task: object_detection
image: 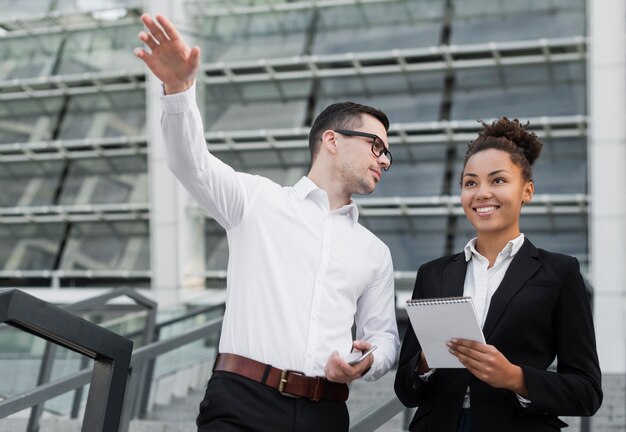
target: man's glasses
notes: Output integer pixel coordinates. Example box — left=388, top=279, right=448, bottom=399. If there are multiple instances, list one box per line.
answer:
left=333, top=129, right=393, bottom=171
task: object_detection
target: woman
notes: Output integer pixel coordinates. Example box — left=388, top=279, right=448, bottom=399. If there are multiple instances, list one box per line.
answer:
left=394, top=118, right=602, bottom=431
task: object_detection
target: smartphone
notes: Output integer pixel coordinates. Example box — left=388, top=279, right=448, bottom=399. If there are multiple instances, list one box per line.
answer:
left=343, top=345, right=377, bottom=366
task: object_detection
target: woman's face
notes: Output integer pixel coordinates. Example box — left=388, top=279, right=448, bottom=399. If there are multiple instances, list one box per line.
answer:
left=461, top=149, right=534, bottom=239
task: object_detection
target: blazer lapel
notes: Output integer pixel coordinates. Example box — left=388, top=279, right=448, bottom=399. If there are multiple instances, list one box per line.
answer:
left=482, top=238, right=541, bottom=340
left=441, top=253, right=467, bottom=298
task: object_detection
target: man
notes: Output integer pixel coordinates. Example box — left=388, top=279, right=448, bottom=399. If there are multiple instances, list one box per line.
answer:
left=135, top=14, right=399, bottom=432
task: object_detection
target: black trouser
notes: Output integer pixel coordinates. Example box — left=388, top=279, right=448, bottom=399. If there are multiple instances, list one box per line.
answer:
left=196, top=371, right=350, bottom=432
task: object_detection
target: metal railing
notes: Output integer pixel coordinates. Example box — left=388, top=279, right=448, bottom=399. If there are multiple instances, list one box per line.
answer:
left=0, top=288, right=595, bottom=432
left=0, top=289, right=133, bottom=431
left=349, top=394, right=406, bottom=432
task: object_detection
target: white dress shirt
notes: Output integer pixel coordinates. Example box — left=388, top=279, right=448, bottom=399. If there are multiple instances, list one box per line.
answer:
left=463, top=234, right=525, bottom=327
left=462, top=234, right=530, bottom=407
left=160, top=84, right=399, bottom=380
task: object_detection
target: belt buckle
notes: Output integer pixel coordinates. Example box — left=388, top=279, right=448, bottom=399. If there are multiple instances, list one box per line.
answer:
left=278, top=369, right=304, bottom=398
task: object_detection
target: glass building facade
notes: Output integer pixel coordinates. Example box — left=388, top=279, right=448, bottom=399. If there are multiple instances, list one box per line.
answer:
left=0, top=0, right=624, bottom=375
left=0, top=0, right=591, bottom=286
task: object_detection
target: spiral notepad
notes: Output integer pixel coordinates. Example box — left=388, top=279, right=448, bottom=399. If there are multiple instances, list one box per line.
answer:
left=406, top=296, right=485, bottom=368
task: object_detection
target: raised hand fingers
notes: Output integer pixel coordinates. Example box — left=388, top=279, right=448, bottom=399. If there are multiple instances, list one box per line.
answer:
left=140, top=13, right=169, bottom=43
left=155, top=14, right=181, bottom=41
left=138, top=31, right=159, bottom=50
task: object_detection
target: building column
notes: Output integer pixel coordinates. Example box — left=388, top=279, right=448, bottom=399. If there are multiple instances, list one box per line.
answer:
left=587, top=0, right=626, bottom=373
left=146, top=0, right=205, bottom=306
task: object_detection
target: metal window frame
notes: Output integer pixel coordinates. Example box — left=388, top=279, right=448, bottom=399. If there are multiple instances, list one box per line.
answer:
left=198, top=37, right=586, bottom=87
left=0, top=203, right=150, bottom=224
left=0, top=37, right=584, bottom=101
left=186, top=0, right=412, bottom=17
left=0, top=115, right=586, bottom=162
left=0, top=10, right=142, bottom=39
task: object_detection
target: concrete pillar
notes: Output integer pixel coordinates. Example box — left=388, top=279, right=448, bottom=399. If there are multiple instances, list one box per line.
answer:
left=587, top=0, right=626, bottom=373
left=145, top=0, right=205, bottom=306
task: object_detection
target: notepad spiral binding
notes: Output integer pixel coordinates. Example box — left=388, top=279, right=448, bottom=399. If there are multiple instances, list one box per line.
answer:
left=406, top=296, right=472, bottom=306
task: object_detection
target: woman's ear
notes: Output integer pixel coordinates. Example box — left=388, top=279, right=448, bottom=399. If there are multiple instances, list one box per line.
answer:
left=320, top=130, right=338, bottom=155
left=522, top=180, right=535, bottom=204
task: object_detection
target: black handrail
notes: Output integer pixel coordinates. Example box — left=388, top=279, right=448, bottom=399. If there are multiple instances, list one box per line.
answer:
left=27, top=287, right=157, bottom=432
left=0, top=289, right=133, bottom=432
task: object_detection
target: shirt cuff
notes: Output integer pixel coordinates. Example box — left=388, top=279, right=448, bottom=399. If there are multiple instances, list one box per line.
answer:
left=418, top=368, right=437, bottom=382
left=160, top=81, right=197, bottom=114
left=516, top=393, right=532, bottom=407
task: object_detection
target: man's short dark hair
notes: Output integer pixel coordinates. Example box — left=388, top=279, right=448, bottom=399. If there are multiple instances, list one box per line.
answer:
left=308, top=102, right=390, bottom=162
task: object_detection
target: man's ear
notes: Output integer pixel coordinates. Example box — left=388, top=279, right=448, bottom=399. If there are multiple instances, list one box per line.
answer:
left=320, top=130, right=338, bottom=155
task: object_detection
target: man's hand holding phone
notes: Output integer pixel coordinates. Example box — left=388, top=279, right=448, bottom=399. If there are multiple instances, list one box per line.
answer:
left=324, top=340, right=376, bottom=384
left=343, top=345, right=377, bottom=365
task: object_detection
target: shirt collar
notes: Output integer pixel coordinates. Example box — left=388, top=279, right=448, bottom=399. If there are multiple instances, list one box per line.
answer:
left=463, top=233, right=525, bottom=262
left=293, top=177, right=359, bottom=224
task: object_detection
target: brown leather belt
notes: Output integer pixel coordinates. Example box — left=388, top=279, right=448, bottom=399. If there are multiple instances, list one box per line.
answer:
left=213, top=353, right=349, bottom=402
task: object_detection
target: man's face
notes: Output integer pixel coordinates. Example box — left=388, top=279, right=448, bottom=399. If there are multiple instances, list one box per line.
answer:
left=334, top=114, right=390, bottom=196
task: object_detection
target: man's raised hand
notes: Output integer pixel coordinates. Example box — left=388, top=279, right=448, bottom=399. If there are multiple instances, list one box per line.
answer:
left=134, top=14, right=201, bottom=94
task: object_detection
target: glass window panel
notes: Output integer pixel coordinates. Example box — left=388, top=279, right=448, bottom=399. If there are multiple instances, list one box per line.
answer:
left=455, top=62, right=585, bottom=89
left=57, top=90, right=146, bottom=139
left=206, top=100, right=309, bottom=131
left=314, top=23, right=439, bottom=55
left=60, top=222, right=149, bottom=271
left=364, top=215, right=448, bottom=270
left=314, top=1, right=444, bottom=55
left=64, top=0, right=139, bottom=14
left=454, top=0, right=585, bottom=17
left=452, top=3, right=585, bottom=44
left=0, top=36, right=62, bottom=80
left=371, top=162, right=447, bottom=197
left=0, top=329, right=93, bottom=412
left=451, top=83, right=585, bottom=119
left=196, top=11, right=311, bottom=62
left=206, top=80, right=312, bottom=104
left=320, top=72, right=445, bottom=97
left=0, top=98, right=64, bottom=144
left=210, top=9, right=311, bottom=36
left=247, top=167, right=307, bottom=185
left=315, top=94, right=442, bottom=125
left=0, top=223, right=64, bottom=271
left=318, top=1, right=444, bottom=28
left=390, top=142, right=449, bottom=166
left=452, top=64, right=586, bottom=120
left=453, top=213, right=587, bottom=262
left=0, top=161, right=64, bottom=206
left=58, top=156, right=148, bottom=205
left=533, top=160, right=586, bottom=194
left=205, top=219, right=227, bottom=270
left=56, top=24, right=141, bottom=74
left=316, top=72, right=445, bottom=123
left=218, top=34, right=307, bottom=61
left=218, top=147, right=310, bottom=171
left=0, top=0, right=54, bottom=17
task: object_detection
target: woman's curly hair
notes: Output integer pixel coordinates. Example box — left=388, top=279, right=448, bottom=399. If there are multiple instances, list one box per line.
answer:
left=461, top=117, right=543, bottom=182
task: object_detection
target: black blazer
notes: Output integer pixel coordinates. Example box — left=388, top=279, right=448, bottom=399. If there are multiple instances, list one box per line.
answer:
left=394, top=238, right=602, bottom=432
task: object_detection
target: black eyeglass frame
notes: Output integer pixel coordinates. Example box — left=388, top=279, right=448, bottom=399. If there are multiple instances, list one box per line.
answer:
left=333, top=129, right=393, bottom=171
